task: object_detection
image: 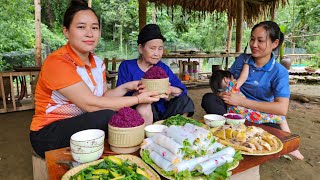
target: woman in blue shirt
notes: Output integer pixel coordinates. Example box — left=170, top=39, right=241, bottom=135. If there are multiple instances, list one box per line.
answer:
left=117, top=24, right=194, bottom=125
left=201, top=21, right=303, bottom=160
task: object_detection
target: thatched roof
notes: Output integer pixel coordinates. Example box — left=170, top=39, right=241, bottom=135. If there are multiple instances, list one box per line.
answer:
left=148, top=0, right=287, bottom=23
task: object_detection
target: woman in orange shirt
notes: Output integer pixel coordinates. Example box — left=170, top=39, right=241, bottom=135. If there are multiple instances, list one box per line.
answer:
left=30, top=0, right=160, bottom=158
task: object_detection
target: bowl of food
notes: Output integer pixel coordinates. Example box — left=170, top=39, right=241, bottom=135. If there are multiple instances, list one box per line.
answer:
left=70, top=129, right=105, bottom=147
left=141, top=77, right=169, bottom=96
left=71, top=146, right=104, bottom=163
left=141, top=66, right=169, bottom=98
left=145, top=124, right=168, bottom=138
left=204, top=114, right=226, bottom=127
left=224, top=113, right=246, bottom=126
left=108, top=123, right=145, bottom=148
left=108, top=107, right=146, bottom=153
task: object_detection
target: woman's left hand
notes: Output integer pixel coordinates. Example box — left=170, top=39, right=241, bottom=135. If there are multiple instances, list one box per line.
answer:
left=221, top=92, right=246, bottom=106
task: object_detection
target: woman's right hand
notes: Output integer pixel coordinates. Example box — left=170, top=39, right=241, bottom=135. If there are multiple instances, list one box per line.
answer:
left=136, top=91, right=160, bottom=104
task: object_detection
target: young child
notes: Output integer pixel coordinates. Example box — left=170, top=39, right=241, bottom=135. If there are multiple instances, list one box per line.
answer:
left=209, top=69, right=285, bottom=124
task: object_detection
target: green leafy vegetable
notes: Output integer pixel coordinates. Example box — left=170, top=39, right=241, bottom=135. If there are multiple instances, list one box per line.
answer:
left=162, top=114, right=204, bottom=127
left=69, top=156, right=150, bottom=180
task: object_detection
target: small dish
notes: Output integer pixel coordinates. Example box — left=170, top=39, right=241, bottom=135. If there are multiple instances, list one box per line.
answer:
left=224, top=113, right=246, bottom=126
left=145, top=125, right=168, bottom=138
left=204, top=114, right=226, bottom=127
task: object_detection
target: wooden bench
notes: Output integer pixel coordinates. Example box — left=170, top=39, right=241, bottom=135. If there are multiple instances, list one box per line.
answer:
left=0, top=71, right=39, bottom=113
left=104, top=58, right=125, bottom=89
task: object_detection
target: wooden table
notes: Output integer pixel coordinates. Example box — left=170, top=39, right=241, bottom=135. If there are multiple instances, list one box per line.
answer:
left=45, top=122, right=300, bottom=179
left=162, top=52, right=241, bottom=71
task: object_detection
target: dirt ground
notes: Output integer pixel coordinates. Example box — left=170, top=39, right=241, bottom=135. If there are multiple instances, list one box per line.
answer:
left=0, top=84, right=319, bottom=179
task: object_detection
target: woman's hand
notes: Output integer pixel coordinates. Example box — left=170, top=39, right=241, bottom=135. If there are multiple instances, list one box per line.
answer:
left=124, top=80, right=141, bottom=92
left=169, top=85, right=182, bottom=97
left=136, top=91, right=160, bottom=104
left=221, top=92, right=246, bottom=106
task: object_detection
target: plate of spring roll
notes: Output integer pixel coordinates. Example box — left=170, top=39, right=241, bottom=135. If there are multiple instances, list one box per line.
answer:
left=140, top=122, right=243, bottom=180
left=210, top=124, right=283, bottom=155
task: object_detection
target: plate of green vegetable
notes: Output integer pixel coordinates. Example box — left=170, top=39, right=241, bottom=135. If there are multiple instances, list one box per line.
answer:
left=61, top=155, right=160, bottom=180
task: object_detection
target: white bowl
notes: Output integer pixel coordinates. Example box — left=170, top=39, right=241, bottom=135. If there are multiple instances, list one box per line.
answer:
left=145, top=124, right=168, bottom=138
left=71, top=146, right=104, bottom=163
left=204, top=114, right=226, bottom=127
left=70, top=129, right=105, bottom=147
left=70, top=141, right=104, bottom=154
left=224, top=113, right=246, bottom=126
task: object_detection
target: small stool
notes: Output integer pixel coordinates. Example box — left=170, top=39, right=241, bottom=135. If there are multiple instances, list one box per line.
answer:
left=32, top=150, right=49, bottom=180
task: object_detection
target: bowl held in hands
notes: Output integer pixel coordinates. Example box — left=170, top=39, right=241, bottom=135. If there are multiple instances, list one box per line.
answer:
left=141, top=77, right=169, bottom=98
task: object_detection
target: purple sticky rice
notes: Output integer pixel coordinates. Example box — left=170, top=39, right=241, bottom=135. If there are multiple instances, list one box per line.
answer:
left=143, top=66, right=168, bottom=79
left=109, top=107, right=144, bottom=128
left=225, top=114, right=243, bottom=119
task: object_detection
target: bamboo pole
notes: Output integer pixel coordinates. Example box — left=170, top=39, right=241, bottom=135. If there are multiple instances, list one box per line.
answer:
left=34, top=0, right=42, bottom=67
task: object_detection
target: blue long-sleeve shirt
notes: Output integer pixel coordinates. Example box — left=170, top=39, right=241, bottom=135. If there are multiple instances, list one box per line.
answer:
left=116, top=59, right=187, bottom=113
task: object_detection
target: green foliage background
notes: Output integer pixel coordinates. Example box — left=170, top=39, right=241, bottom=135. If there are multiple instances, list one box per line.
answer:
left=0, top=0, right=319, bottom=71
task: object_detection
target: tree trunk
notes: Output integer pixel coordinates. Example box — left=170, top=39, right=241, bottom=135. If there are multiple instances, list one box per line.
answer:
left=152, top=7, right=158, bottom=24
left=44, top=0, right=54, bottom=29
left=34, top=0, right=42, bottom=67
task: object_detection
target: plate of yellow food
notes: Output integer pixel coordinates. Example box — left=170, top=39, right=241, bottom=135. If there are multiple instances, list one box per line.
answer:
left=210, top=124, right=283, bottom=155
left=61, top=155, right=160, bottom=180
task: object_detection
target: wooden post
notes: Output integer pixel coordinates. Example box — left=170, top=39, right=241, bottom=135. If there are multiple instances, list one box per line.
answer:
left=139, top=0, right=147, bottom=31
left=226, top=18, right=233, bottom=52
left=34, top=0, right=42, bottom=67
left=88, top=0, right=92, bottom=7
left=236, top=0, right=244, bottom=53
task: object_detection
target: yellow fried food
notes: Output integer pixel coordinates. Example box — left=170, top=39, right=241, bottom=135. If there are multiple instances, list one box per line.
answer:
left=213, top=129, right=226, bottom=140
left=236, top=131, right=246, bottom=142
left=217, top=139, right=253, bottom=152
left=225, top=128, right=233, bottom=139
left=259, top=139, right=272, bottom=151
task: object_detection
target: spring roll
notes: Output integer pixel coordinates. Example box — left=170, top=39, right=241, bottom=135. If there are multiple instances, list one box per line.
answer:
left=207, top=142, right=224, bottom=154
left=196, top=155, right=234, bottom=173
left=173, top=147, right=236, bottom=172
left=145, top=142, right=180, bottom=164
left=170, top=154, right=213, bottom=172
left=141, top=138, right=153, bottom=149
left=183, top=123, right=211, bottom=140
left=149, top=151, right=172, bottom=172
left=164, top=125, right=198, bottom=145
left=151, top=134, right=182, bottom=154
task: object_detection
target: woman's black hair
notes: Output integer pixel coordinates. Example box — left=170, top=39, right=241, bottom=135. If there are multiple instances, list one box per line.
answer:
left=209, top=70, right=232, bottom=95
left=63, top=0, right=100, bottom=29
left=251, top=21, right=284, bottom=51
